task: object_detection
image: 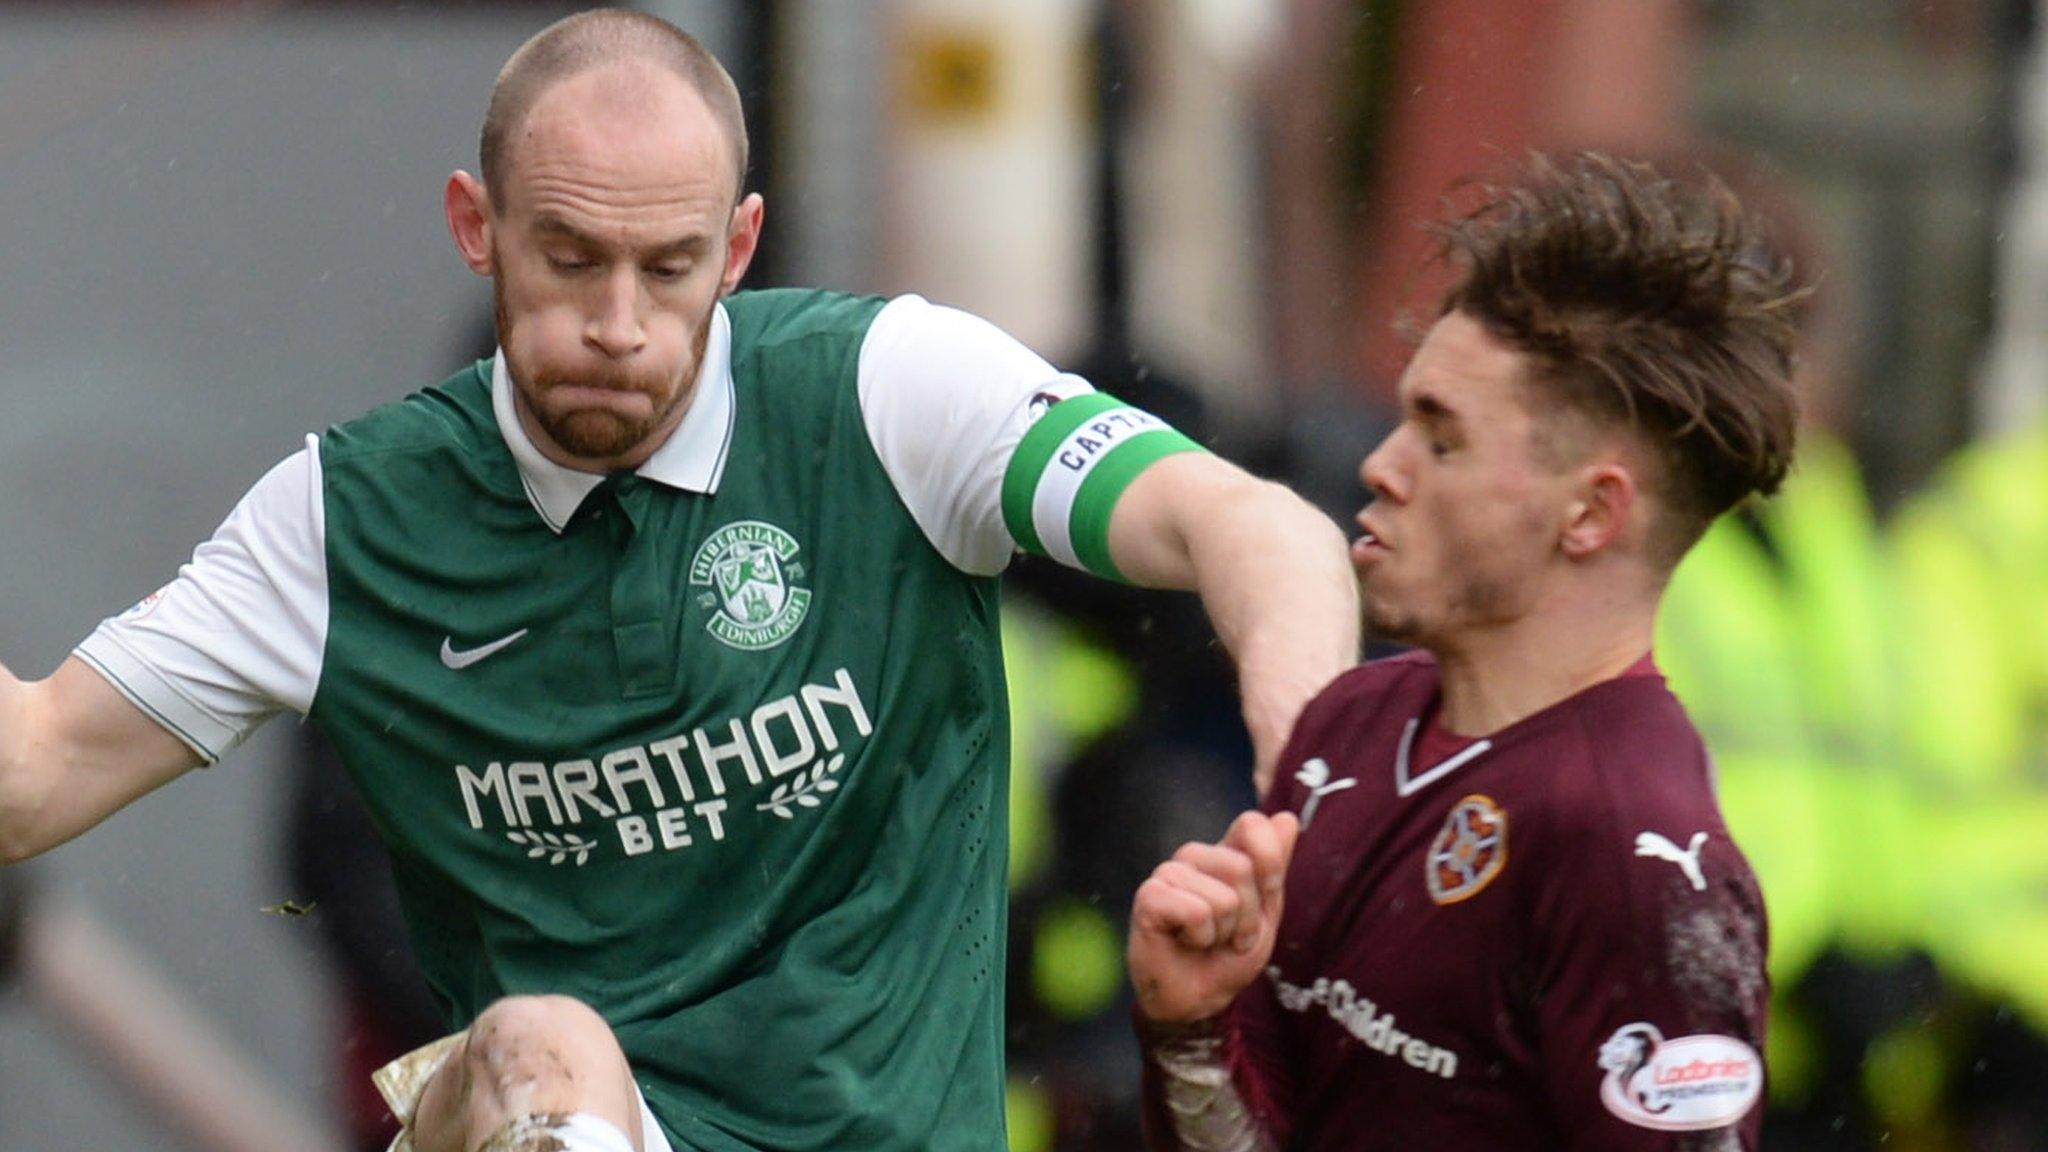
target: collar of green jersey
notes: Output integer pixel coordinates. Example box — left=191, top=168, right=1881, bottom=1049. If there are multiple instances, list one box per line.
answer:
left=491, top=302, right=737, bottom=533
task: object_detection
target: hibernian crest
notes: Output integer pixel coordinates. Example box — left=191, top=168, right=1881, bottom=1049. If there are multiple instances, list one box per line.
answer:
left=690, top=520, right=812, bottom=651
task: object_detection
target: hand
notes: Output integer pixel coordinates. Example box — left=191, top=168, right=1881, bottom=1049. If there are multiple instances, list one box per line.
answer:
left=1128, top=811, right=1300, bottom=1024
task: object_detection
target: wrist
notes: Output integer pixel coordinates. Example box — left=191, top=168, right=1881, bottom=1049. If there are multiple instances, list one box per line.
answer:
left=1134, top=1006, right=1229, bottom=1046
left=1135, top=1006, right=1277, bottom=1152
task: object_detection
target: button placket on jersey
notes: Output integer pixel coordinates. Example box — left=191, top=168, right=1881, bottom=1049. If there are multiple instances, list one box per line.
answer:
left=599, top=476, right=674, bottom=699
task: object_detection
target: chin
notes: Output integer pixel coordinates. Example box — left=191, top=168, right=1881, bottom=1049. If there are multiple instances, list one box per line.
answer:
left=1363, top=603, right=1426, bottom=645
left=547, top=409, right=657, bottom=460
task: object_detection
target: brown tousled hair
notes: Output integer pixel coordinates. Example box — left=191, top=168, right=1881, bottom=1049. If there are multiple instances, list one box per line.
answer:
left=1436, top=152, right=1806, bottom=566
left=481, top=9, right=748, bottom=208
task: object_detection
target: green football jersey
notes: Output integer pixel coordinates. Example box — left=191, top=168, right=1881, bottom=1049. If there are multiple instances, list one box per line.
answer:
left=314, top=289, right=1014, bottom=1150
left=79, top=288, right=1203, bottom=1152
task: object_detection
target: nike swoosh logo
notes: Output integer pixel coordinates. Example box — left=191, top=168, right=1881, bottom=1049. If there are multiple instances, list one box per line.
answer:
left=440, top=629, right=529, bottom=670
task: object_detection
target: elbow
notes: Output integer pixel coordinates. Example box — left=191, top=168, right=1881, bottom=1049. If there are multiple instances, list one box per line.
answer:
left=0, top=676, right=57, bottom=865
left=1183, top=476, right=1354, bottom=581
left=0, top=761, right=52, bottom=866
left=0, top=832, right=41, bottom=869
left=0, top=817, right=43, bottom=868
left=1241, top=478, right=1353, bottom=565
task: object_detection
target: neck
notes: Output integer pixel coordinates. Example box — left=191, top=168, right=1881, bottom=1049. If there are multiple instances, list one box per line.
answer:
left=1427, top=582, right=1657, bottom=738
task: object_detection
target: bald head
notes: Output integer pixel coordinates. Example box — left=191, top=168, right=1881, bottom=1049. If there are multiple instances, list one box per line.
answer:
left=481, top=9, right=747, bottom=209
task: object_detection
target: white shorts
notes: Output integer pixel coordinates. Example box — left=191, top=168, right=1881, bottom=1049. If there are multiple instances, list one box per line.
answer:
left=375, top=1034, right=676, bottom=1152
left=639, top=1095, right=677, bottom=1152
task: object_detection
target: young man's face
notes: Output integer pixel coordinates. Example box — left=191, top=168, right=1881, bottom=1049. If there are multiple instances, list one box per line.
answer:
left=1351, top=311, right=1581, bottom=647
left=485, top=63, right=759, bottom=469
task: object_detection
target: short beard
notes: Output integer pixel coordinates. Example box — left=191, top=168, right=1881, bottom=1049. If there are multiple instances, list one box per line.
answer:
left=1363, top=599, right=1423, bottom=644
left=1363, top=571, right=1514, bottom=648
left=493, top=269, right=716, bottom=462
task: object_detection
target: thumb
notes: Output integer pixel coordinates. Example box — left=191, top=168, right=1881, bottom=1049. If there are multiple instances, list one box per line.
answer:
left=1258, top=811, right=1301, bottom=907
left=1272, top=810, right=1301, bottom=865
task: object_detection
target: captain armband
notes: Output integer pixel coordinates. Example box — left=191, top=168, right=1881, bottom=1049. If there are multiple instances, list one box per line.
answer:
left=1000, top=392, right=1204, bottom=581
left=1136, top=1015, right=1278, bottom=1152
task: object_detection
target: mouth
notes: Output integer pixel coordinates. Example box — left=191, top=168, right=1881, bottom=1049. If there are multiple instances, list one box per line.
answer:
left=542, top=383, right=656, bottom=416
left=1352, top=514, right=1388, bottom=567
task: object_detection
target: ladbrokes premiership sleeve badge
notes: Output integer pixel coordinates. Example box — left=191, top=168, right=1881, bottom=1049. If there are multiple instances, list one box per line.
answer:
left=1597, top=1023, right=1762, bottom=1131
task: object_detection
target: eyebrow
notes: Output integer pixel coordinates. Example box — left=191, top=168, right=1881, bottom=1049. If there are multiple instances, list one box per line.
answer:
left=531, top=214, right=711, bottom=261
left=1409, top=390, right=1460, bottom=427
left=531, top=214, right=598, bottom=245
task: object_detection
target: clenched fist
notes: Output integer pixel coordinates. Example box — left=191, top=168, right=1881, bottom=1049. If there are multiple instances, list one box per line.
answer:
left=1128, top=810, right=1299, bottom=1024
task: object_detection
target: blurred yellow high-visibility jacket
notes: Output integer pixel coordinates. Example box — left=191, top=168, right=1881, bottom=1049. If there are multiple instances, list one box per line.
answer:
left=1656, top=434, right=1920, bottom=989
left=1891, top=422, right=2048, bottom=1030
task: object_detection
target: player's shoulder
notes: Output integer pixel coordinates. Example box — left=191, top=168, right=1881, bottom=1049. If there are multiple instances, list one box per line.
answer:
left=1311, top=649, right=1437, bottom=713
left=1282, top=650, right=1439, bottom=751
left=1562, top=672, right=1710, bottom=783
left=1331, top=647, right=1438, bottom=693
left=1532, top=672, right=1729, bottom=848
left=1512, top=676, right=1763, bottom=974
left=725, top=290, right=897, bottom=415
left=319, top=359, right=496, bottom=466
left=724, top=287, right=891, bottom=351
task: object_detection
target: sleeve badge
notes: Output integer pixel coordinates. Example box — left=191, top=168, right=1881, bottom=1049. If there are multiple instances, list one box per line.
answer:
left=1597, top=1022, right=1762, bottom=1131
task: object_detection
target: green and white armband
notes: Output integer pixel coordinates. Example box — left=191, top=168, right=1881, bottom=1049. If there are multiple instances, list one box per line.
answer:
left=1000, top=392, right=1205, bottom=581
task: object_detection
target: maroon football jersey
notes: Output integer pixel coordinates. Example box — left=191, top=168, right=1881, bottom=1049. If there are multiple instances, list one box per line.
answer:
left=1148, top=651, right=1769, bottom=1151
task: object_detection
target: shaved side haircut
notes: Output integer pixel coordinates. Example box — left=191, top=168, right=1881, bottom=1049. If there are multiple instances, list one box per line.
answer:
left=481, top=8, right=749, bottom=208
left=1436, top=152, right=1807, bottom=568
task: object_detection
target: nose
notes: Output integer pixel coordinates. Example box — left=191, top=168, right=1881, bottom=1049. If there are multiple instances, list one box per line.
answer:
left=1360, top=432, right=1407, bottom=504
left=584, top=266, right=647, bottom=359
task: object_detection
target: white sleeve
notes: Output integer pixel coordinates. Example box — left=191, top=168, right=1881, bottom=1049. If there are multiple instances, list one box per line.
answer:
left=857, top=295, right=1094, bottom=575
left=73, top=436, right=329, bottom=764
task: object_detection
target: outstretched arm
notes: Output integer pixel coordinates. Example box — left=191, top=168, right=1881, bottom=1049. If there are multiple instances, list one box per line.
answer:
left=0, top=657, right=203, bottom=863
left=1108, top=453, right=1359, bottom=791
left=846, top=296, right=1358, bottom=784
left=0, top=444, right=329, bottom=866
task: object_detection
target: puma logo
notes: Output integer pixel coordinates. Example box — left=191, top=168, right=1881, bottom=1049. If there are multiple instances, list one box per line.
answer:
left=1634, top=831, right=1708, bottom=892
left=1294, top=758, right=1358, bottom=829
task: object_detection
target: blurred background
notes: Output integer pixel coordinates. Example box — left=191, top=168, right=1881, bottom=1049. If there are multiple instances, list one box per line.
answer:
left=0, top=1, right=2044, bottom=1149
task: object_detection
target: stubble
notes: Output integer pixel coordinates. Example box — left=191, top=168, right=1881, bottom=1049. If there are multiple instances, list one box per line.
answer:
left=493, top=264, right=717, bottom=462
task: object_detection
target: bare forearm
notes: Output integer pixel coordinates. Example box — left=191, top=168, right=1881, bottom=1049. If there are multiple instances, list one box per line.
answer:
left=1108, top=456, right=1359, bottom=788
left=0, top=658, right=200, bottom=862
left=0, top=662, right=48, bottom=863
left=0, top=661, right=21, bottom=761
left=1182, top=479, right=1358, bottom=786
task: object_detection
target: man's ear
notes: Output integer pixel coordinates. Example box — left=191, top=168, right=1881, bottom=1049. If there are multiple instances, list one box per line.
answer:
left=720, top=192, right=765, bottom=296
left=444, top=171, right=495, bottom=277
left=1560, top=462, right=1637, bottom=559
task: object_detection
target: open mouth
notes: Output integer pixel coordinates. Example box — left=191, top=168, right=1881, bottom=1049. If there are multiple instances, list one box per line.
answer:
left=1351, top=532, right=1387, bottom=570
